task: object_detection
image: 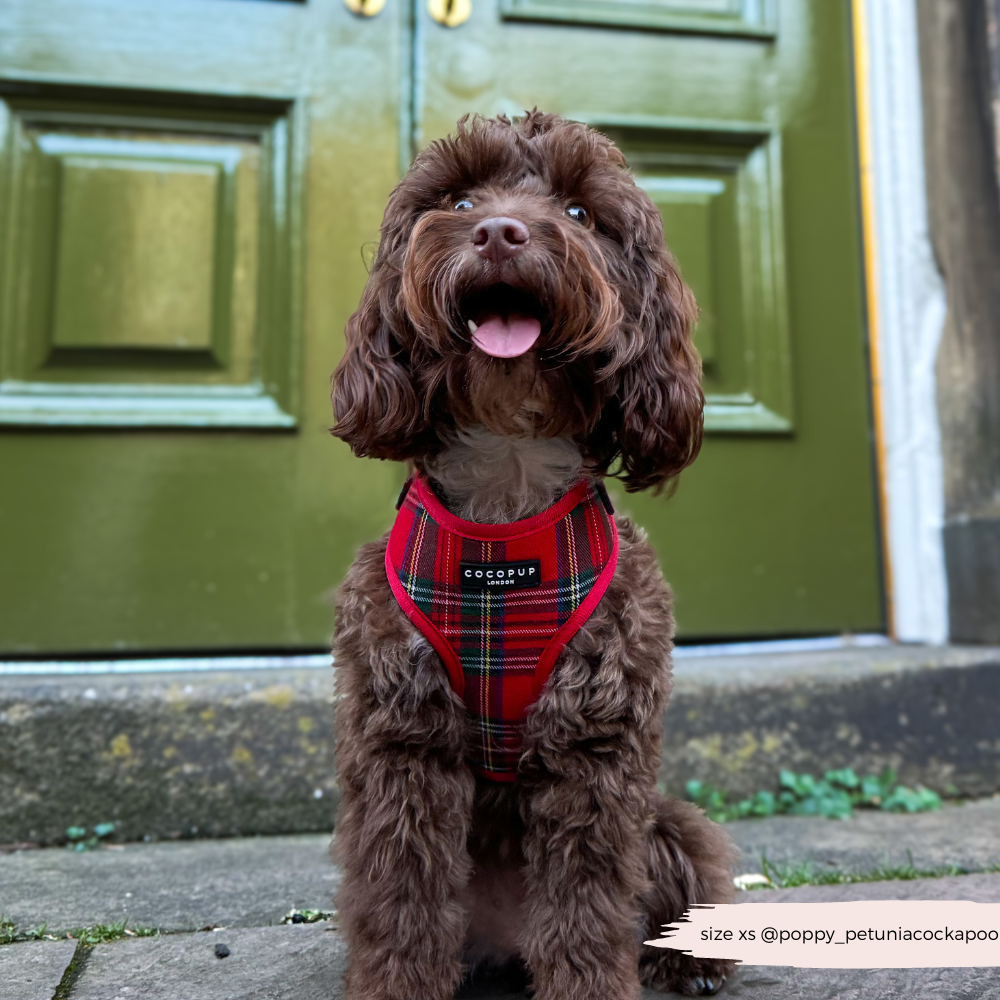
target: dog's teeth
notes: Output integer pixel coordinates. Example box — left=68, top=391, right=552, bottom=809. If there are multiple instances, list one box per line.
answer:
left=467, top=319, right=478, bottom=334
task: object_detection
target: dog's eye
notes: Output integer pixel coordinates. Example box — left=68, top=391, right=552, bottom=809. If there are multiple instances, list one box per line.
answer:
left=454, top=199, right=474, bottom=211
left=567, top=205, right=588, bottom=224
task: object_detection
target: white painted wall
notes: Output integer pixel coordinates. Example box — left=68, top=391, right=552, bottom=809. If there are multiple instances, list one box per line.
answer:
left=857, top=0, right=949, bottom=643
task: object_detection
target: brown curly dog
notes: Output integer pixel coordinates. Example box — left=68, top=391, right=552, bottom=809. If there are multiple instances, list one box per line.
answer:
left=329, top=111, right=737, bottom=1000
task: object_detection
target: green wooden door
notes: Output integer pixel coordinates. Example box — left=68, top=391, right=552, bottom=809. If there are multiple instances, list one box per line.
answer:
left=416, top=0, right=883, bottom=639
left=0, top=0, right=881, bottom=654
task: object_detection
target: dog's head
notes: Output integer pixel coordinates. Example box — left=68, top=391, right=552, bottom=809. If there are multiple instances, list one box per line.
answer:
left=331, top=111, right=703, bottom=492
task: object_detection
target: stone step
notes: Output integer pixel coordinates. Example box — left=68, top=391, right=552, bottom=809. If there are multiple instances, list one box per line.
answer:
left=2, top=643, right=1000, bottom=845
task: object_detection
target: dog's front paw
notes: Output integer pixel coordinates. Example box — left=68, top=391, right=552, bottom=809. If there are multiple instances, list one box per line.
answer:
left=640, top=952, right=736, bottom=996
left=674, top=970, right=729, bottom=996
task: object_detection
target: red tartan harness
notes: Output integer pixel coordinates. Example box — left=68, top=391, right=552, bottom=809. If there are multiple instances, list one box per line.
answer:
left=385, top=474, right=619, bottom=782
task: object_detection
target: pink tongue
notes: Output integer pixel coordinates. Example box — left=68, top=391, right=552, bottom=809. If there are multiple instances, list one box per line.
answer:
left=472, top=313, right=541, bottom=358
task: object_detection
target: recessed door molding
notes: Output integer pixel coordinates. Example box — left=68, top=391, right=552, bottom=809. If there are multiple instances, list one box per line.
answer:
left=0, top=87, right=302, bottom=428
left=576, top=114, right=793, bottom=435
left=500, top=0, right=777, bottom=37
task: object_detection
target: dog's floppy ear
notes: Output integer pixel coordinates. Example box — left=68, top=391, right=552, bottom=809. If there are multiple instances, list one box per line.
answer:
left=608, top=199, right=704, bottom=493
left=331, top=238, right=429, bottom=461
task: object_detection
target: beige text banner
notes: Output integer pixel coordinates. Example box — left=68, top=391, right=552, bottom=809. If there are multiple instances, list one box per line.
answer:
left=645, top=901, right=1000, bottom=968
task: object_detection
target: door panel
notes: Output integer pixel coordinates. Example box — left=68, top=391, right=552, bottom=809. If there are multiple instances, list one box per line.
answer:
left=416, top=0, right=883, bottom=638
left=498, top=0, right=777, bottom=37
left=614, top=125, right=792, bottom=433
left=2, top=95, right=296, bottom=426
left=0, top=0, right=404, bottom=653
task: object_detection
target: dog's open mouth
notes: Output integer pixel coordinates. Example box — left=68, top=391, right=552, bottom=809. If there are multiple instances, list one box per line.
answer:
left=464, top=285, right=543, bottom=359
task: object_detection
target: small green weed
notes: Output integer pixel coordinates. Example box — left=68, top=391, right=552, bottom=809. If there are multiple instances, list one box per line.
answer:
left=1, top=916, right=156, bottom=947
left=1, top=917, right=54, bottom=945
left=685, top=768, right=942, bottom=823
left=65, top=823, right=116, bottom=852
left=47, top=922, right=157, bottom=1000
left=67, top=921, right=158, bottom=944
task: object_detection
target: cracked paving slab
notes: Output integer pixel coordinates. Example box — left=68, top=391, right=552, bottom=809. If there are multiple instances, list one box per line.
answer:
left=54, top=875, right=1000, bottom=1000
left=0, top=939, right=78, bottom=1000
left=727, top=797, right=1000, bottom=875
left=69, top=924, right=346, bottom=1000
left=714, top=965, right=1000, bottom=999
left=0, top=834, right=337, bottom=934
left=3, top=809, right=1000, bottom=999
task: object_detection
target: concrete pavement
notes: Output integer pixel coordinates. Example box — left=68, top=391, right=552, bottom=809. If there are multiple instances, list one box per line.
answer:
left=4, top=800, right=1000, bottom=999
left=5, top=877, right=1000, bottom=1000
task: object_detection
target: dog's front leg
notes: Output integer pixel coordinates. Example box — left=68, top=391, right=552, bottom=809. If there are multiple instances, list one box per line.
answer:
left=334, top=652, right=474, bottom=1000
left=517, top=650, right=656, bottom=1000
left=333, top=550, right=476, bottom=1000
left=520, top=768, right=646, bottom=1000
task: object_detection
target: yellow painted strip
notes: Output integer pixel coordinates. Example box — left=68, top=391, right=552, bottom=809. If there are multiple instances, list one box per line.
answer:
left=852, top=0, right=895, bottom=638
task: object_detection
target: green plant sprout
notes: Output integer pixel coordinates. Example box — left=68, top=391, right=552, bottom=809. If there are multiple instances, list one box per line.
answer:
left=2, top=917, right=156, bottom=947
left=685, top=767, right=942, bottom=823
left=66, top=920, right=157, bottom=944
left=65, top=822, right=116, bottom=852
left=1, top=917, right=55, bottom=945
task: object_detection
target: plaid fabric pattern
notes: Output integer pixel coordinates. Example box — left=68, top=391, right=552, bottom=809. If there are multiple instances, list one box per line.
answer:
left=385, top=475, right=618, bottom=781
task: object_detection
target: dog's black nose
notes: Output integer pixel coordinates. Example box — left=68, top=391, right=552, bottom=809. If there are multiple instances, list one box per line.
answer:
left=473, top=217, right=530, bottom=263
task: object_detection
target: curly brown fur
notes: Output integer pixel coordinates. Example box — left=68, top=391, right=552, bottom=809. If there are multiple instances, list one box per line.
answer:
left=331, top=111, right=738, bottom=1000
left=332, top=111, right=704, bottom=494
left=639, top=797, right=740, bottom=993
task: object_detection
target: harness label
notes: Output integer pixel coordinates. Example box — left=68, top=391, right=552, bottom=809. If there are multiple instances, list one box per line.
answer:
left=459, top=560, right=542, bottom=591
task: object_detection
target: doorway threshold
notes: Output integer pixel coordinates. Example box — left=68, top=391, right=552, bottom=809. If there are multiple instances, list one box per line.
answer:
left=0, top=634, right=892, bottom=675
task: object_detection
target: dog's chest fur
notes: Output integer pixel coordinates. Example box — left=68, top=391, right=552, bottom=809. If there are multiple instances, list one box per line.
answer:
left=420, top=428, right=585, bottom=524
